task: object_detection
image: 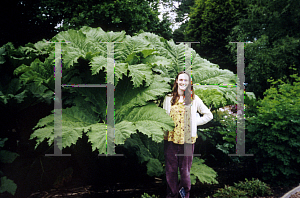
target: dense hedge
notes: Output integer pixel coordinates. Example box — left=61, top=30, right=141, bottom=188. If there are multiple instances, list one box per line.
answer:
left=246, top=72, right=300, bottom=186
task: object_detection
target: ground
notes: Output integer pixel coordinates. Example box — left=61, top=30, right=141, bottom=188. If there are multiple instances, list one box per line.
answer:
left=27, top=162, right=298, bottom=198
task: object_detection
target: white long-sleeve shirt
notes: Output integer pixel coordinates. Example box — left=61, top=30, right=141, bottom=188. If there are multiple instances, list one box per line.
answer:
left=163, top=94, right=213, bottom=137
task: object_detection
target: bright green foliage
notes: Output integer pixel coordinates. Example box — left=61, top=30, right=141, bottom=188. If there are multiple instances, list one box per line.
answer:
left=189, top=157, right=218, bottom=185
left=7, top=26, right=255, bottom=180
left=233, top=178, right=273, bottom=197
left=195, top=105, right=241, bottom=167
left=140, top=192, right=158, bottom=198
left=119, top=103, right=174, bottom=142
left=195, top=86, right=256, bottom=158
left=246, top=73, right=300, bottom=186
left=195, top=87, right=233, bottom=109
left=214, top=109, right=237, bottom=154
left=213, top=185, right=248, bottom=198
left=30, top=105, right=100, bottom=150
left=0, top=138, right=18, bottom=195
left=194, top=76, right=256, bottom=109
left=213, top=178, right=273, bottom=197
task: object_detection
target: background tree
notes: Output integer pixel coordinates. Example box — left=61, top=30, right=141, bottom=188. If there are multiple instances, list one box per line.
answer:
left=184, top=0, right=247, bottom=73
left=160, top=0, right=194, bottom=23
left=172, top=0, right=300, bottom=100
left=161, top=0, right=194, bottom=43
left=227, top=0, right=300, bottom=100
left=172, top=21, right=188, bottom=43
left=0, top=0, right=173, bottom=48
left=0, top=0, right=60, bottom=48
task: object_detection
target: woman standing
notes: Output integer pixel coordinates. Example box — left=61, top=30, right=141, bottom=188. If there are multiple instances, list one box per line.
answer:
left=163, top=71, right=213, bottom=198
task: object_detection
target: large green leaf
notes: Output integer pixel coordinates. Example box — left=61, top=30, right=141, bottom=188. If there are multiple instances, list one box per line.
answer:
left=136, top=32, right=170, bottom=57
left=128, top=63, right=153, bottom=88
left=11, top=57, right=54, bottom=105
left=30, top=105, right=99, bottom=149
left=113, top=62, right=129, bottom=85
left=114, top=121, right=136, bottom=145
left=89, top=56, right=108, bottom=75
left=86, top=123, right=107, bottom=154
left=0, top=150, right=19, bottom=164
left=54, top=29, right=100, bottom=68
left=0, top=78, right=28, bottom=105
left=87, top=114, right=168, bottom=155
left=19, top=40, right=52, bottom=58
left=146, top=158, right=164, bottom=177
left=82, top=120, right=137, bottom=154
left=142, top=55, right=173, bottom=68
left=89, top=56, right=129, bottom=86
left=0, top=176, right=17, bottom=195
left=69, top=87, right=107, bottom=119
left=194, top=88, right=228, bottom=108
left=115, top=75, right=171, bottom=123
left=118, top=36, right=153, bottom=61
left=81, top=26, right=126, bottom=43
left=163, top=41, right=186, bottom=74
left=190, top=157, right=219, bottom=185
left=123, top=103, right=175, bottom=143
left=122, top=132, right=164, bottom=176
left=26, top=83, right=53, bottom=104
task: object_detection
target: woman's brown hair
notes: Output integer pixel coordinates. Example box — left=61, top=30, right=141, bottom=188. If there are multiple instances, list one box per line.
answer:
left=169, top=71, right=195, bottom=106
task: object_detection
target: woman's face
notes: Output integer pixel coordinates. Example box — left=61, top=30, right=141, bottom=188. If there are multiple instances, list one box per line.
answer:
left=176, top=73, right=189, bottom=91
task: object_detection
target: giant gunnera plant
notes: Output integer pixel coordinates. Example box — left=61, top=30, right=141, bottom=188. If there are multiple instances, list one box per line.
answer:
left=3, top=26, right=256, bottom=185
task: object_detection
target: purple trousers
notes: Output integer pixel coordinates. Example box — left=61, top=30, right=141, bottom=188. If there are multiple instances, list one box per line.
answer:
left=164, top=140, right=194, bottom=198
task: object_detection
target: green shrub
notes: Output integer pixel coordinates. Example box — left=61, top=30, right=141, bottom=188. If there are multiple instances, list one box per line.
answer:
left=140, top=192, right=158, bottom=198
left=196, top=104, right=242, bottom=167
left=213, top=108, right=237, bottom=155
left=213, top=178, right=272, bottom=198
left=233, top=178, right=273, bottom=197
left=213, top=185, right=248, bottom=198
left=0, top=138, right=19, bottom=196
left=246, top=72, right=300, bottom=186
